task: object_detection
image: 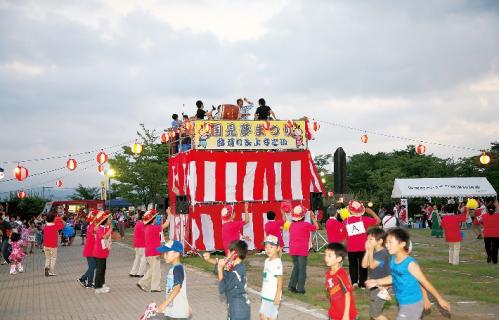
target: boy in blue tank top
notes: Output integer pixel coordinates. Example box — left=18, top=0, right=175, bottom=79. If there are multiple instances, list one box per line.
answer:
left=365, top=228, right=450, bottom=320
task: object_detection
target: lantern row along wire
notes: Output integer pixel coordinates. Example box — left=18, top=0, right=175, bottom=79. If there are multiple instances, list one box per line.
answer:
left=1, top=139, right=136, bottom=165
left=0, top=149, right=121, bottom=184
left=0, top=162, right=95, bottom=194
left=314, top=119, right=484, bottom=153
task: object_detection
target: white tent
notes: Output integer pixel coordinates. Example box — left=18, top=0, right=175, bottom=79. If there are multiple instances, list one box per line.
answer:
left=391, top=177, right=497, bottom=198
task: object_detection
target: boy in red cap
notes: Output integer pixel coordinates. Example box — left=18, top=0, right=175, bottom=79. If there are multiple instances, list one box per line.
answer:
left=43, top=212, right=64, bottom=276
left=221, top=202, right=250, bottom=255
left=343, top=200, right=380, bottom=288
left=288, top=205, right=319, bottom=294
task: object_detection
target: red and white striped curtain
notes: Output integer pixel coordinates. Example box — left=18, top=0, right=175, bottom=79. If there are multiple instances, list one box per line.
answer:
left=169, top=150, right=324, bottom=204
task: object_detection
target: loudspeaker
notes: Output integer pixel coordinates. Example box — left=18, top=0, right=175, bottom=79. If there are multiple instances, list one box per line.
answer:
left=310, top=192, right=323, bottom=211
left=176, top=195, right=190, bottom=214
left=334, top=147, right=347, bottom=194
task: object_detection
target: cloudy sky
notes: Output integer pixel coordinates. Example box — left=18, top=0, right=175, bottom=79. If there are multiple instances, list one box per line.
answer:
left=1, top=0, right=499, bottom=195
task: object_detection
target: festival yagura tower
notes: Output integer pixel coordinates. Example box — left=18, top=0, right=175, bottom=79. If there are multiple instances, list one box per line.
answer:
left=168, top=119, right=325, bottom=251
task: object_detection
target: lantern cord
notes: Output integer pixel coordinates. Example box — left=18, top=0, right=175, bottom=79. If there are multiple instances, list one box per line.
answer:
left=313, top=119, right=483, bottom=153
left=1, top=139, right=135, bottom=165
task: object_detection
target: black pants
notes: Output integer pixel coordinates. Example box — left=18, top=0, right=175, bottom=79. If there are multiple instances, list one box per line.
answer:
left=484, top=237, right=499, bottom=264
left=288, top=255, right=308, bottom=292
left=1, top=238, right=10, bottom=263
left=94, top=258, right=107, bottom=288
left=348, top=251, right=367, bottom=287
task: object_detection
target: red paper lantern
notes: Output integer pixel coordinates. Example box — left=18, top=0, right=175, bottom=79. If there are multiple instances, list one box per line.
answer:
left=416, top=144, right=426, bottom=155
left=97, top=165, right=104, bottom=173
left=13, top=165, right=29, bottom=181
left=66, top=158, right=77, bottom=171
left=18, top=190, right=26, bottom=199
left=361, top=134, right=369, bottom=143
left=161, top=132, right=168, bottom=144
left=56, top=180, right=63, bottom=188
left=263, top=120, right=272, bottom=131
left=286, top=120, right=294, bottom=128
left=327, top=191, right=334, bottom=197
left=168, top=130, right=176, bottom=140
left=312, top=121, right=320, bottom=132
left=96, top=150, right=108, bottom=164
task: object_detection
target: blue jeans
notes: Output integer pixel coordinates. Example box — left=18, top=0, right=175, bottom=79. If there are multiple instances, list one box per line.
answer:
left=288, top=255, right=308, bottom=292
left=80, top=257, right=96, bottom=285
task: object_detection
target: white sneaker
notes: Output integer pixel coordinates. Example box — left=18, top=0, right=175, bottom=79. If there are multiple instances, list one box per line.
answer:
left=17, top=266, right=24, bottom=273
left=48, top=272, right=57, bottom=276
left=95, top=287, right=109, bottom=294
left=10, top=269, right=17, bottom=275
left=103, top=283, right=110, bottom=290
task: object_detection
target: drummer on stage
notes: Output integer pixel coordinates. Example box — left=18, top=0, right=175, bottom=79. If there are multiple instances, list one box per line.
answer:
left=193, top=100, right=213, bottom=120
left=254, top=98, right=277, bottom=120
left=237, top=97, right=255, bottom=120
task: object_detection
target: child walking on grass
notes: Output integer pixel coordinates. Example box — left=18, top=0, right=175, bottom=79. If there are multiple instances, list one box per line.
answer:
left=366, top=228, right=450, bottom=320
left=324, top=242, right=358, bottom=320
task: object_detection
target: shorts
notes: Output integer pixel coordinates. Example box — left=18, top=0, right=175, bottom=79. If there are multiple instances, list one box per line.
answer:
left=259, top=299, right=279, bottom=319
left=397, top=300, right=424, bottom=320
left=369, top=288, right=387, bottom=318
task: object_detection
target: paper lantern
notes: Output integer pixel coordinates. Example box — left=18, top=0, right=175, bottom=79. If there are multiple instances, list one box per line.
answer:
left=56, top=180, right=63, bottom=188
left=13, top=165, right=29, bottom=181
left=18, top=190, right=26, bottom=199
left=96, top=150, right=108, bottom=164
left=416, top=144, right=426, bottom=155
left=263, top=120, right=272, bottom=131
left=161, top=132, right=168, bottom=144
left=0, top=167, right=4, bottom=180
left=131, top=142, right=143, bottom=154
left=361, top=134, right=369, bottom=143
left=368, top=201, right=373, bottom=208
left=339, top=208, right=350, bottom=220
left=327, top=191, right=334, bottom=197
left=66, top=158, right=77, bottom=171
left=466, top=198, right=478, bottom=210
left=286, top=120, right=294, bottom=128
left=168, top=130, right=176, bottom=139
left=185, top=122, right=192, bottom=131
left=312, top=121, right=320, bottom=132
left=97, top=165, right=104, bottom=173
left=480, top=152, right=491, bottom=165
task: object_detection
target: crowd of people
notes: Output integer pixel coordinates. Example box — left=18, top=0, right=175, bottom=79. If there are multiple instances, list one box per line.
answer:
left=1, top=197, right=498, bottom=320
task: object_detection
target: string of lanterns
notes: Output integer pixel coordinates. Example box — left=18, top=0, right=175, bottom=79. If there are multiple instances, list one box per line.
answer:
left=314, top=119, right=491, bottom=164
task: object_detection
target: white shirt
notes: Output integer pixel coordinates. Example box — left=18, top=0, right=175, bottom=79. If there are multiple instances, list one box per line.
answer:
left=261, top=257, right=283, bottom=301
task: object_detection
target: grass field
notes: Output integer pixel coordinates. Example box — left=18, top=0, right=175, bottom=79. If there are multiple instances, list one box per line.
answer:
left=120, top=227, right=499, bottom=319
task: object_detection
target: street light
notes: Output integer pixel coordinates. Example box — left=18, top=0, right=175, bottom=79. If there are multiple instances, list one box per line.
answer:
left=105, top=168, right=116, bottom=210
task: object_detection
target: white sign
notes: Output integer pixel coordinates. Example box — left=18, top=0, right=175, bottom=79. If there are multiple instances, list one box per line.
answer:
left=346, top=221, right=366, bottom=236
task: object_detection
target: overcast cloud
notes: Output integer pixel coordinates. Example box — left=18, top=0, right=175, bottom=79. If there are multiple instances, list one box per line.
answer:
left=1, top=0, right=499, bottom=194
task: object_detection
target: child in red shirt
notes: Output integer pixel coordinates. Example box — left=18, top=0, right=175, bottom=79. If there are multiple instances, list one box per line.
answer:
left=264, top=210, right=284, bottom=247
left=441, top=204, right=468, bottom=265
left=43, top=213, right=64, bottom=276
left=325, top=209, right=347, bottom=244
left=324, top=242, right=358, bottom=320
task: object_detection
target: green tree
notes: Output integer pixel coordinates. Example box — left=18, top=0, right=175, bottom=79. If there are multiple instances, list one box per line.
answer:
left=108, top=124, right=169, bottom=207
left=71, top=184, right=100, bottom=200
